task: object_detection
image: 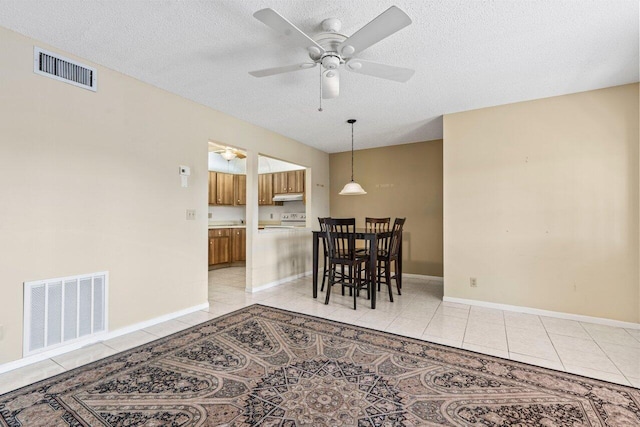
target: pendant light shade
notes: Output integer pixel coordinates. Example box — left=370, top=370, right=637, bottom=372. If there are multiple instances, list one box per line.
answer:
left=339, top=119, right=367, bottom=196
left=339, top=181, right=367, bottom=195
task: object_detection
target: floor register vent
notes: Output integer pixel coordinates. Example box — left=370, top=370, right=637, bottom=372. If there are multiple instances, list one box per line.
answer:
left=33, top=47, right=97, bottom=91
left=24, top=272, right=108, bottom=356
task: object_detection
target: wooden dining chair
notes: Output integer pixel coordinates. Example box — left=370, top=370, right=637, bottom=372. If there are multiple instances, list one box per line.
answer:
left=319, top=217, right=355, bottom=292
left=356, top=217, right=390, bottom=256
left=318, top=217, right=331, bottom=292
left=376, top=218, right=406, bottom=298
left=324, top=218, right=370, bottom=309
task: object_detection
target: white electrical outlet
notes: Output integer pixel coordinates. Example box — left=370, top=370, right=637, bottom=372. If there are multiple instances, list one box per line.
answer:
left=186, top=209, right=196, bottom=220
left=470, top=277, right=477, bottom=287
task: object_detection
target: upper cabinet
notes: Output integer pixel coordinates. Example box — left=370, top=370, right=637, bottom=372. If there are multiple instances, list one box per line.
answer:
left=273, top=170, right=305, bottom=194
left=273, top=172, right=288, bottom=195
left=214, top=172, right=234, bottom=205
left=208, top=172, right=216, bottom=205
left=209, top=170, right=303, bottom=206
left=209, top=172, right=244, bottom=206
left=258, top=173, right=274, bottom=205
left=289, top=170, right=305, bottom=193
left=234, top=174, right=246, bottom=206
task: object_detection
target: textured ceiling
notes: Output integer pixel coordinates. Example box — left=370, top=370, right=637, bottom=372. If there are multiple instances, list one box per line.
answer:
left=0, top=1, right=638, bottom=153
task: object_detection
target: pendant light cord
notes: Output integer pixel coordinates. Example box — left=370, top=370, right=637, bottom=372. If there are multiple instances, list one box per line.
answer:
left=350, top=121, right=354, bottom=181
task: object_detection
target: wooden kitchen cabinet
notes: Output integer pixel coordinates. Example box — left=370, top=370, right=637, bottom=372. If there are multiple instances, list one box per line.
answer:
left=234, top=174, right=246, bottom=206
left=273, top=172, right=288, bottom=194
left=288, top=170, right=305, bottom=193
left=208, top=172, right=216, bottom=205
left=215, top=172, right=234, bottom=205
left=231, top=228, right=246, bottom=262
left=209, top=228, right=230, bottom=266
left=258, top=173, right=274, bottom=205
left=273, top=170, right=305, bottom=194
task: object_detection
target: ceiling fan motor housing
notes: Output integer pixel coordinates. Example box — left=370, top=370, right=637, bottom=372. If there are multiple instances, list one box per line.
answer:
left=321, top=55, right=340, bottom=70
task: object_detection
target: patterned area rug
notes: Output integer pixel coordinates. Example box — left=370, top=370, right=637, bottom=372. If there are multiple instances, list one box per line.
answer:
left=1, top=305, right=639, bottom=426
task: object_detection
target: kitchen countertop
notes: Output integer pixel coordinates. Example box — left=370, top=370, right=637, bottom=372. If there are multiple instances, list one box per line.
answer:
left=208, top=223, right=308, bottom=231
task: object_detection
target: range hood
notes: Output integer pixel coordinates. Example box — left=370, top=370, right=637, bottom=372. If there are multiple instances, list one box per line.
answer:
left=273, top=193, right=304, bottom=202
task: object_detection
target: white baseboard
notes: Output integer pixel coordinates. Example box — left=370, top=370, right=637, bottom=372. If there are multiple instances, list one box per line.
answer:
left=249, top=271, right=312, bottom=293
left=402, top=273, right=444, bottom=283
left=443, top=296, right=640, bottom=330
left=0, top=301, right=209, bottom=375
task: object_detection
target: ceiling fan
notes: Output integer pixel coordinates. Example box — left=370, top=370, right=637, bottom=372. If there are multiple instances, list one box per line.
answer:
left=249, top=6, right=414, bottom=99
left=211, top=146, right=246, bottom=160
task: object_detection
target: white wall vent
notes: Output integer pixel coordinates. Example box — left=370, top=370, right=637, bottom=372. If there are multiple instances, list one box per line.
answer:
left=33, top=47, right=97, bottom=91
left=24, top=272, right=108, bottom=356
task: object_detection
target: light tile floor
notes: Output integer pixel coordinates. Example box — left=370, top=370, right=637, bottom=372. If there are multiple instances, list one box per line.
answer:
left=1, top=267, right=639, bottom=394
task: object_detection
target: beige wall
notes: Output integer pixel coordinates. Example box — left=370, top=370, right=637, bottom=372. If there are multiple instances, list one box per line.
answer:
left=0, top=26, right=329, bottom=365
left=330, top=141, right=443, bottom=276
left=444, top=84, right=639, bottom=323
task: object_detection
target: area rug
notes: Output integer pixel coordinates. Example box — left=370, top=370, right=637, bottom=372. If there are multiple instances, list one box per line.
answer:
left=1, top=305, right=639, bottom=426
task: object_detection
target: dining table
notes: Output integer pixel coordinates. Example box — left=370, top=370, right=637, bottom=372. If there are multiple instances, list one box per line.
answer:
left=311, top=228, right=402, bottom=309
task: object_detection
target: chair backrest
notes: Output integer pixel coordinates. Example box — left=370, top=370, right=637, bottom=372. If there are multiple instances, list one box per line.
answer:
left=365, top=217, right=390, bottom=233
left=392, top=217, right=406, bottom=233
left=318, top=217, right=330, bottom=256
left=365, top=217, right=390, bottom=252
left=324, top=218, right=356, bottom=261
left=318, top=217, right=329, bottom=232
left=389, top=218, right=406, bottom=258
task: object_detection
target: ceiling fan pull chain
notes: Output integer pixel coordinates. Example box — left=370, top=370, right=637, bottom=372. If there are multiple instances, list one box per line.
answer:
left=318, top=65, right=323, bottom=112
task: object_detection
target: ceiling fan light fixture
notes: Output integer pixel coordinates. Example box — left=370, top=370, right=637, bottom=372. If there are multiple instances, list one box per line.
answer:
left=340, top=119, right=367, bottom=196
left=220, top=148, right=237, bottom=161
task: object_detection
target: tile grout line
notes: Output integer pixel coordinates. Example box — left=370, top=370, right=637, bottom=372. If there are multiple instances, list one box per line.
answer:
left=539, top=315, right=567, bottom=372
left=580, top=323, right=634, bottom=384
left=50, top=358, right=68, bottom=372
left=460, top=308, right=471, bottom=350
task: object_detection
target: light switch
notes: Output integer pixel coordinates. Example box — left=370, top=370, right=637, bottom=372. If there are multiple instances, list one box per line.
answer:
left=186, top=209, right=196, bottom=220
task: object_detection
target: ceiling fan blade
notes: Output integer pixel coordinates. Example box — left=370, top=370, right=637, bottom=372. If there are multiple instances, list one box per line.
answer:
left=345, top=59, right=414, bottom=82
left=249, top=62, right=316, bottom=77
left=322, top=69, right=339, bottom=99
left=337, top=6, right=411, bottom=58
left=254, top=8, right=326, bottom=56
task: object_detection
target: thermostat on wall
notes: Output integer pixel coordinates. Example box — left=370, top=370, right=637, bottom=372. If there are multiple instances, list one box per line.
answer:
left=179, top=165, right=190, bottom=188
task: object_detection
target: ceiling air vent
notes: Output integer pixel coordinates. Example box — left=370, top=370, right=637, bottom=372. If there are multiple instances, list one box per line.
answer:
left=33, top=47, right=97, bottom=92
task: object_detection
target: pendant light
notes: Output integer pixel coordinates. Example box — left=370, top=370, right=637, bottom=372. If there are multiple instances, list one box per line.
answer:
left=339, top=119, right=367, bottom=195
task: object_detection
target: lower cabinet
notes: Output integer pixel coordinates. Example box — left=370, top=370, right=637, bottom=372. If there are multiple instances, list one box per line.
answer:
left=231, top=228, right=246, bottom=262
left=209, top=228, right=230, bottom=266
left=209, top=228, right=246, bottom=267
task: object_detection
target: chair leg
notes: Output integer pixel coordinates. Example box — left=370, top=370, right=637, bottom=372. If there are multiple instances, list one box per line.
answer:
left=341, top=265, right=346, bottom=296
left=394, top=259, right=402, bottom=295
left=321, top=259, right=327, bottom=292
left=325, top=268, right=333, bottom=305
left=353, top=267, right=358, bottom=310
left=385, top=261, right=394, bottom=302
left=365, top=262, right=371, bottom=300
